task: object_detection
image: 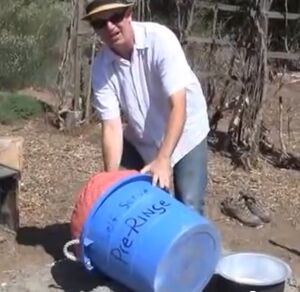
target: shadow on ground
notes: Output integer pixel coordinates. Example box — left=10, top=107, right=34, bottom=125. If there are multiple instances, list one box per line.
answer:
left=269, top=239, right=300, bottom=257
left=50, top=260, right=131, bottom=292
left=207, top=130, right=300, bottom=171
left=15, top=223, right=131, bottom=292
left=50, top=260, right=218, bottom=292
left=16, top=223, right=71, bottom=261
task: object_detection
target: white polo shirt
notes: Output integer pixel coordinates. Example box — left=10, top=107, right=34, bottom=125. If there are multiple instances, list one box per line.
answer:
left=92, top=21, right=210, bottom=166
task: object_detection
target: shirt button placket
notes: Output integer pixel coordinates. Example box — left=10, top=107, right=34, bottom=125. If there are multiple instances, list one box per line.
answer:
left=130, top=53, right=145, bottom=121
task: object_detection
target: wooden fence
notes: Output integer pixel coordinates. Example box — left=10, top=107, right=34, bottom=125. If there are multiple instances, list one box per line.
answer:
left=60, top=0, right=299, bottom=126
left=187, top=1, right=300, bottom=61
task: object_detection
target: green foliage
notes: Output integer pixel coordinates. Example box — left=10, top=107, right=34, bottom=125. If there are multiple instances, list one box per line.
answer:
left=0, top=0, right=70, bottom=90
left=0, top=92, right=43, bottom=124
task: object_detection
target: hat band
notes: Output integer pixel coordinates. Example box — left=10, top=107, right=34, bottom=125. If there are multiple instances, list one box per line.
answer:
left=86, top=0, right=127, bottom=14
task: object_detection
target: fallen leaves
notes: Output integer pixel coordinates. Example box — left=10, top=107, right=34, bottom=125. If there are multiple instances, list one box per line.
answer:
left=0, top=119, right=103, bottom=226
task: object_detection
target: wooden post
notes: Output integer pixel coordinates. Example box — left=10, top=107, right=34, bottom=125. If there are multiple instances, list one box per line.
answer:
left=85, top=34, right=97, bottom=122
left=73, top=0, right=84, bottom=111
left=249, top=0, right=270, bottom=162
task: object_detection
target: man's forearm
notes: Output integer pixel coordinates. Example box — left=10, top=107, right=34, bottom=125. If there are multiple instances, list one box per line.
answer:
left=101, top=118, right=123, bottom=171
left=157, top=89, right=186, bottom=160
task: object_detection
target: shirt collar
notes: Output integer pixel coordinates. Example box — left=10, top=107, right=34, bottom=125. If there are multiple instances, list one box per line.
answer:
left=132, top=21, right=148, bottom=49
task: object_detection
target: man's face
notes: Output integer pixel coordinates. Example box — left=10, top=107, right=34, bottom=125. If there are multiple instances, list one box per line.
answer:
left=90, top=8, right=132, bottom=48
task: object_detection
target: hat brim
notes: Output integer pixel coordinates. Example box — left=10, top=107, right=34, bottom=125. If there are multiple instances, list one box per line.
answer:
left=82, top=3, right=133, bottom=20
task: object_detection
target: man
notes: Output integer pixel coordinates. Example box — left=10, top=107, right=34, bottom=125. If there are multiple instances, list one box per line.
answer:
left=83, top=0, right=210, bottom=215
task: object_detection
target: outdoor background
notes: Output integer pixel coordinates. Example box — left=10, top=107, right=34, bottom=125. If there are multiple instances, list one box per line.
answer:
left=0, top=1, right=299, bottom=291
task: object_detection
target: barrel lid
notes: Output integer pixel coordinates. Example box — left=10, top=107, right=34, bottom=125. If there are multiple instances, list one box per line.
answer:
left=155, top=224, right=221, bottom=291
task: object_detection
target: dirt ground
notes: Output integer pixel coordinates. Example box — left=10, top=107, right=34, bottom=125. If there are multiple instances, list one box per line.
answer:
left=0, top=81, right=299, bottom=291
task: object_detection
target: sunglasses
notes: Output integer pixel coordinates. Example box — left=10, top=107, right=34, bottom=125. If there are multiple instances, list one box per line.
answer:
left=91, top=10, right=127, bottom=30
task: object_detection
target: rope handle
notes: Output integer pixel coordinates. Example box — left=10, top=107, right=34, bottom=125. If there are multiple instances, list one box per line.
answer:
left=63, top=239, right=80, bottom=262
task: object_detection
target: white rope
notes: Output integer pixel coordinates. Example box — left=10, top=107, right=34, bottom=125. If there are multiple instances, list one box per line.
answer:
left=63, top=239, right=80, bottom=262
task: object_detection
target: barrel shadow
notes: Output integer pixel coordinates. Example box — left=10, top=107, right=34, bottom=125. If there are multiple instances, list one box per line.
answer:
left=50, top=260, right=132, bottom=292
left=16, top=223, right=71, bottom=261
left=16, top=223, right=132, bottom=291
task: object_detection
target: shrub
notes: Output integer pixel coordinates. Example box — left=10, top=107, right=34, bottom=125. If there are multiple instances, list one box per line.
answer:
left=0, top=92, right=44, bottom=124
left=0, top=0, right=70, bottom=90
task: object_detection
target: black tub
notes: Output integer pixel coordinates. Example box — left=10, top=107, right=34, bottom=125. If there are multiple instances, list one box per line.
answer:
left=205, top=252, right=292, bottom=292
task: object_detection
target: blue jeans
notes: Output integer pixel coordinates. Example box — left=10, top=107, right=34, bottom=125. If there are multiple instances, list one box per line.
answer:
left=121, top=138, right=208, bottom=215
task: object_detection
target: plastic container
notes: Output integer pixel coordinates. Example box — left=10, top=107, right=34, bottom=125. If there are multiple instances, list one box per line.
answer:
left=80, top=174, right=221, bottom=292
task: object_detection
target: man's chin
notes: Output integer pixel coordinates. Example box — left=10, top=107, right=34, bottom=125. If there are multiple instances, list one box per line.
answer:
left=110, top=39, right=125, bottom=48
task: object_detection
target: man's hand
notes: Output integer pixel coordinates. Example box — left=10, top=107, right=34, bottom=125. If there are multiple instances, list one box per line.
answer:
left=140, top=88, right=186, bottom=188
left=140, top=156, right=171, bottom=189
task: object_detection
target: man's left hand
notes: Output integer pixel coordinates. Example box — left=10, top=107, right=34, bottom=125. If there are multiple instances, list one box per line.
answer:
left=140, top=156, right=171, bottom=189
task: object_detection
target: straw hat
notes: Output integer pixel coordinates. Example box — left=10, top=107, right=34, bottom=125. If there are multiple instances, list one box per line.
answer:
left=83, top=0, right=135, bottom=20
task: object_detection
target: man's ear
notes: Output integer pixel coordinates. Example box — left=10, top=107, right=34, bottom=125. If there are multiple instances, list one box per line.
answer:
left=125, top=7, right=133, bottom=20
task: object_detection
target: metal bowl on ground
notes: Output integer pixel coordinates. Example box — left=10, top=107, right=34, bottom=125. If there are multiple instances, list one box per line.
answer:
left=213, top=252, right=292, bottom=292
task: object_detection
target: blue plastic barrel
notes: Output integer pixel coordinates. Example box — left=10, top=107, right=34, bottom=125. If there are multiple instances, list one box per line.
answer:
left=80, top=174, right=221, bottom=292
